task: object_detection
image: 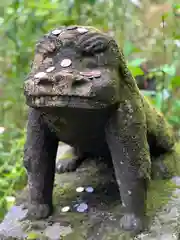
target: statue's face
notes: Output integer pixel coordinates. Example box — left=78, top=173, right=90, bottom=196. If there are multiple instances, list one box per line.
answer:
left=24, top=26, right=120, bottom=109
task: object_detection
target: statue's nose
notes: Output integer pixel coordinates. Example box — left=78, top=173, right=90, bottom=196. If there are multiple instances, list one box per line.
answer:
left=35, top=71, right=77, bottom=87
left=54, top=71, right=89, bottom=87
left=34, top=70, right=92, bottom=95
left=35, top=70, right=91, bottom=85
left=54, top=71, right=74, bottom=82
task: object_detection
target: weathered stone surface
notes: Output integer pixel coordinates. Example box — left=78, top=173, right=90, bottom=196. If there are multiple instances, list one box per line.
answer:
left=22, top=25, right=177, bottom=233
left=0, top=143, right=180, bottom=239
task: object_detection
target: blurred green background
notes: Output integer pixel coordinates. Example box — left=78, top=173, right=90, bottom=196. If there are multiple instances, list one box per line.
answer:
left=0, top=0, right=179, bottom=219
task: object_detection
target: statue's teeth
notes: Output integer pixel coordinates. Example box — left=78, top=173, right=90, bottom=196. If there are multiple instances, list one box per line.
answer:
left=46, top=66, right=55, bottom=73
left=35, top=98, right=40, bottom=105
left=60, top=59, right=72, bottom=67
left=40, top=97, right=44, bottom=104
left=52, top=96, right=57, bottom=101
left=77, top=27, right=88, bottom=34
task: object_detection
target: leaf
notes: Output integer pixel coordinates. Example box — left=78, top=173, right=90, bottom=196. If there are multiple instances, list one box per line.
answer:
left=175, top=100, right=180, bottom=108
left=128, top=58, right=146, bottom=67
left=160, top=64, right=176, bottom=76
left=168, top=116, right=180, bottom=124
left=162, top=89, right=170, bottom=100
left=173, top=4, right=180, bottom=17
left=173, top=35, right=180, bottom=40
left=128, top=66, right=144, bottom=77
left=155, top=92, right=163, bottom=110
left=171, top=76, right=180, bottom=88
left=132, top=47, right=142, bottom=53
left=27, top=232, right=41, bottom=240
left=87, top=0, right=96, bottom=4
left=140, top=90, right=156, bottom=97
left=0, top=179, right=9, bottom=188
left=123, top=41, right=134, bottom=57
left=5, top=196, right=15, bottom=210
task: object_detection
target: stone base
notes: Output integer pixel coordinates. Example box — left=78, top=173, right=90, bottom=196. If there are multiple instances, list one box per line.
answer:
left=1, top=144, right=180, bottom=240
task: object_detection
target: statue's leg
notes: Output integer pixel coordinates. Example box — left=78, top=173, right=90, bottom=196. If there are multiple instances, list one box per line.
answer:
left=105, top=106, right=151, bottom=233
left=145, top=100, right=175, bottom=179
left=147, top=115, right=175, bottom=180
left=23, top=108, right=58, bottom=220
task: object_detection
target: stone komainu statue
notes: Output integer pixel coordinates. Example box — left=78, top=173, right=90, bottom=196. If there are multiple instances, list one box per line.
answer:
left=23, top=26, right=175, bottom=233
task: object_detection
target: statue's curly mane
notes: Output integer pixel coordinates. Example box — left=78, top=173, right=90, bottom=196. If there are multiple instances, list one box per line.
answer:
left=55, top=26, right=118, bottom=55
left=76, top=31, right=110, bottom=54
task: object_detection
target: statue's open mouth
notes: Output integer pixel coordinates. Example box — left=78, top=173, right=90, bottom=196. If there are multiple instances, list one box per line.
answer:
left=24, top=69, right=116, bottom=109
left=26, top=95, right=108, bottom=109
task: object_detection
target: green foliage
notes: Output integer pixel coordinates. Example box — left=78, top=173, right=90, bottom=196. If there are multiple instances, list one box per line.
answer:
left=0, top=0, right=179, bottom=220
left=0, top=128, right=26, bottom=219
left=27, top=232, right=42, bottom=240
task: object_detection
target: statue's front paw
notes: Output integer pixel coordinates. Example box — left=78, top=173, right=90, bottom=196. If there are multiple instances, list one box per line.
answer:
left=120, top=213, right=145, bottom=233
left=24, top=203, right=52, bottom=220
left=56, top=158, right=79, bottom=173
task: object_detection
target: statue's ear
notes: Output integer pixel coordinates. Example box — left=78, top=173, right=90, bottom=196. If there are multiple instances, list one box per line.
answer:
left=31, top=36, right=56, bottom=72
left=78, top=32, right=109, bottom=54
left=31, top=53, right=44, bottom=71
left=117, top=51, right=137, bottom=88
left=108, top=39, right=134, bottom=86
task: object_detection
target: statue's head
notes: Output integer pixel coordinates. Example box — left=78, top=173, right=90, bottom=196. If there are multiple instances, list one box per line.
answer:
left=24, top=26, right=129, bottom=109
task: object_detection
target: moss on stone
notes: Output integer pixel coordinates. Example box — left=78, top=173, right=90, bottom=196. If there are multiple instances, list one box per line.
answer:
left=163, top=142, right=180, bottom=176
left=146, top=142, right=180, bottom=217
